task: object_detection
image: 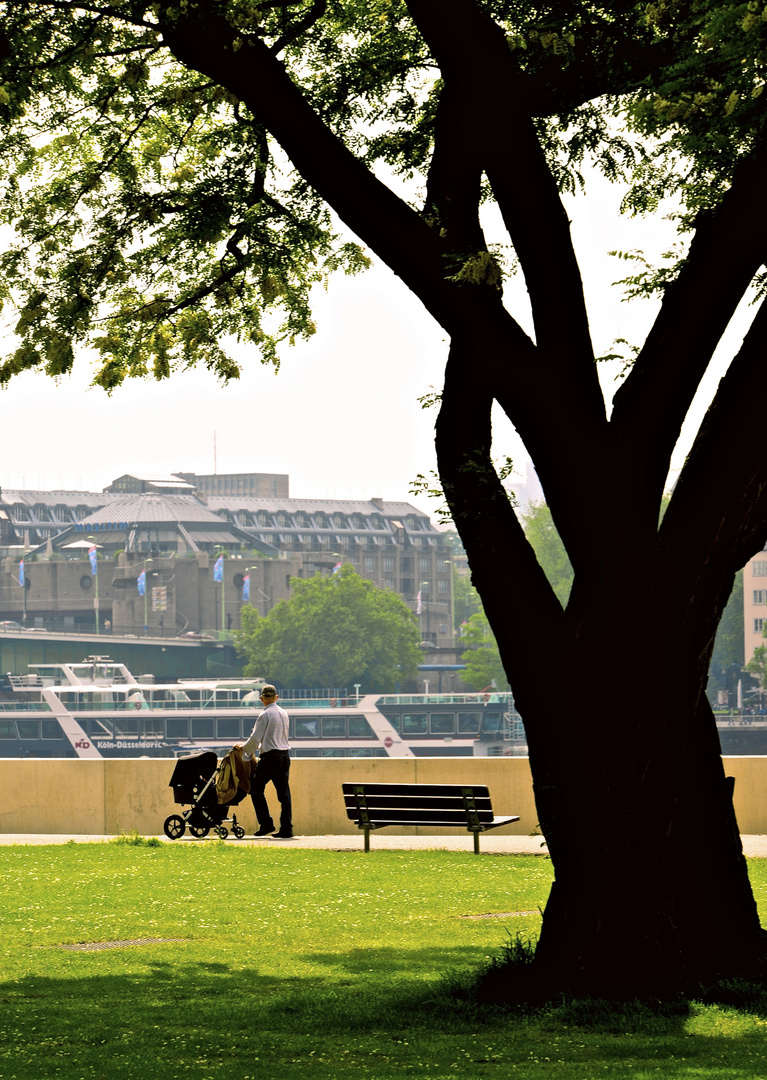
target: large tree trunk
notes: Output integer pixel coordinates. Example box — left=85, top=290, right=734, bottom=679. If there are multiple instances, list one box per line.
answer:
left=431, top=293, right=767, bottom=996
left=488, top=576, right=767, bottom=998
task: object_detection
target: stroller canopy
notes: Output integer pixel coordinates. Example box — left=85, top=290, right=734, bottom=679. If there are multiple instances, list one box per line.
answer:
left=169, top=751, right=218, bottom=789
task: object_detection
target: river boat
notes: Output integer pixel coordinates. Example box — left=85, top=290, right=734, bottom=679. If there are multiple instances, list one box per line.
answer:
left=0, top=656, right=527, bottom=759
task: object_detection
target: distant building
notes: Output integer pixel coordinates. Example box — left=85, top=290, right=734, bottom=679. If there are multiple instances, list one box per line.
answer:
left=744, top=548, right=767, bottom=663
left=174, top=471, right=289, bottom=498
left=506, top=461, right=544, bottom=515
left=104, top=471, right=289, bottom=498
left=0, top=476, right=455, bottom=650
left=104, top=473, right=197, bottom=495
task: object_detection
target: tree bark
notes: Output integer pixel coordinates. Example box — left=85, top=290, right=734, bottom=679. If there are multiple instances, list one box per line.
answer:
left=518, top=612, right=767, bottom=998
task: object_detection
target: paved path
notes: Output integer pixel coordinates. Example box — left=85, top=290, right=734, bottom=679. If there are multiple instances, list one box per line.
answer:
left=2, top=834, right=767, bottom=856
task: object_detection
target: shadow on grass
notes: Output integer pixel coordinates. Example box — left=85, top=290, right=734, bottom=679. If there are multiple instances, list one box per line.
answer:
left=300, top=942, right=488, bottom=977
left=5, top=951, right=767, bottom=1078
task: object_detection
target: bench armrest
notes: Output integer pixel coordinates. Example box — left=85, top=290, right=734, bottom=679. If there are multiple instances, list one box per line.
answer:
left=474, top=815, right=520, bottom=833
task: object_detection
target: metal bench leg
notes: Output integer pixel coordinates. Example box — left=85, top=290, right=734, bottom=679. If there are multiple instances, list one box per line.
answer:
left=364, top=826, right=370, bottom=853
left=473, top=831, right=480, bottom=855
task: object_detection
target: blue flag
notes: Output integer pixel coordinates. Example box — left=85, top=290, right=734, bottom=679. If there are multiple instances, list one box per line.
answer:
left=213, top=555, right=224, bottom=582
left=88, top=545, right=98, bottom=575
left=18, top=559, right=24, bottom=587
left=242, top=573, right=250, bottom=601
left=137, top=570, right=146, bottom=597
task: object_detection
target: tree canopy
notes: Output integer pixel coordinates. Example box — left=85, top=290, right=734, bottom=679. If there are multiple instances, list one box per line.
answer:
left=459, top=611, right=507, bottom=691
left=234, top=564, right=420, bottom=691
left=521, top=503, right=574, bottom=608
left=3, top=0, right=767, bottom=997
left=746, top=641, right=767, bottom=690
left=711, top=569, right=745, bottom=678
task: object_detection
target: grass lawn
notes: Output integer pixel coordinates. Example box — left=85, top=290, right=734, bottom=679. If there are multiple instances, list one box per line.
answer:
left=2, top=840, right=767, bottom=1079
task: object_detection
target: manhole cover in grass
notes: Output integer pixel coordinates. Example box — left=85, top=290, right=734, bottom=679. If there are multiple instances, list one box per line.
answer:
left=460, top=911, right=538, bottom=919
left=56, top=938, right=189, bottom=952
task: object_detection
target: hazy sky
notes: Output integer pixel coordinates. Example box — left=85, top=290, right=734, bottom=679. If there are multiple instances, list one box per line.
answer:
left=0, top=169, right=753, bottom=518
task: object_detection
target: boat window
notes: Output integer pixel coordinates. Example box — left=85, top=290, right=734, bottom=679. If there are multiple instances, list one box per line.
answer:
left=217, top=717, right=241, bottom=740
left=482, top=713, right=502, bottom=733
left=321, top=747, right=346, bottom=757
left=85, top=718, right=114, bottom=737
left=41, top=720, right=61, bottom=739
left=458, top=712, right=482, bottom=734
left=114, top=716, right=139, bottom=737
left=321, top=716, right=346, bottom=738
left=348, top=716, right=374, bottom=738
left=16, top=720, right=39, bottom=739
left=0, top=720, right=15, bottom=738
left=402, top=713, right=427, bottom=735
left=382, top=712, right=401, bottom=733
left=429, top=713, right=455, bottom=734
left=347, top=747, right=385, bottom=757
left=293, top=718, right=318, bottom=738
left=166, top=717, right=189, bottom=739
left=191, top=718, right=215, bottom=739
left=142, top=717, right=165, bottom=739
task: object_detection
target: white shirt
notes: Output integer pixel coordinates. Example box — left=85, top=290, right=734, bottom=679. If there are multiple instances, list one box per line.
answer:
left=242, top=701, right=291, bottom=758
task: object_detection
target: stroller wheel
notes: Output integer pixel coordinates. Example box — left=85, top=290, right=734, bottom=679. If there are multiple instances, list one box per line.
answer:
left=214, top=825, right=229, bottom=840
left=189, top=825, right=210, bottom=839
left=233, top=826, right=245, bottom=840
left=163, top=815, right=186, bottom=840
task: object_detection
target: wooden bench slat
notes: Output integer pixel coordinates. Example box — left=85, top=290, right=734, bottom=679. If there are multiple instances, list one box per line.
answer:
left=344, top=807, right=497, bottom=824
left=342, top=782, right=491, bottom=798
left=343, top=794, right=494, bottom=812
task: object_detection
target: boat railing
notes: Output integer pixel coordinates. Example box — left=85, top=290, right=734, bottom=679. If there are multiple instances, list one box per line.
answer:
left=715, top=712, right=767, bottom=726
left=0, top=693, right=359, bottom=713
left=378, top=692, right=514, bottom=706
left=8, top=675, right=44, bottom=689
left=0, top=700, right=53, bottom=713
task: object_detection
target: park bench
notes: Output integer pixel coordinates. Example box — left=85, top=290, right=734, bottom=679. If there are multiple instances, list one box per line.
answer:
left=342, top=781, right=519, bottom=853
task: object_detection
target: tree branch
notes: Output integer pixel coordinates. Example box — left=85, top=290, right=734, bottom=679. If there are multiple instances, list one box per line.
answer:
left=270, top=0, right=326, bottom=55
left=660, top=295, right=767, bottom=582
left=409, top=0, right=617, bottom=576
left=521, top=8, right=686, bottom=119
left=422, top=82, right=487, bottom=258
left=23, top=0, right=159, bottom=30
left=436, top=338, right=566, bottom=683
left=406, top=0, right=602, bottom=414
left=158, top=2, right=464, bottom=334
left=611, top=147, right=767, bottom=514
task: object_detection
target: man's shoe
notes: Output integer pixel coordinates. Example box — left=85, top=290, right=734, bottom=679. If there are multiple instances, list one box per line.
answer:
left=270, top=832, right=294, bottom=840
left=254, top=826, right=275, bottom=837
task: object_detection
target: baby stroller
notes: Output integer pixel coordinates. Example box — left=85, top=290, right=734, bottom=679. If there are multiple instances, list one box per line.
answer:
left=163, top=749, right=249, bottom=840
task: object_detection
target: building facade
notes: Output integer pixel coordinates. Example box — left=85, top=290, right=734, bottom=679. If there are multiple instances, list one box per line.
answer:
left=0, top=478, right=455, bottom=650
left=174, top=471, right=289, bottom=497
left=744, top=548, right=767, bottom=663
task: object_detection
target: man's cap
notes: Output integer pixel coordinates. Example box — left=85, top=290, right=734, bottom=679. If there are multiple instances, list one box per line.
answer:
left=260, top=684, right=277, bottom=699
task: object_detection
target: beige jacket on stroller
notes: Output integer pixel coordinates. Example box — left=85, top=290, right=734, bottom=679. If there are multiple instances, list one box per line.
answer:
left=215, top=745, right=254, bottom=805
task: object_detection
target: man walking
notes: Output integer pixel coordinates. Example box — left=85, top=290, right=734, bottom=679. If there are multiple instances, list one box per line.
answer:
left=239, top=684, right=293, bottom=839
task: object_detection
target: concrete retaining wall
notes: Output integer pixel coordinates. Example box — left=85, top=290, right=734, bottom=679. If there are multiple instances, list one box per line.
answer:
left=3, top=756, right=766, bottom=836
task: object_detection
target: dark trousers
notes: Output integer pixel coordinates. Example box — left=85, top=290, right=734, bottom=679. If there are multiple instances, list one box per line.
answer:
left=251, top=750, right=292, bottom=834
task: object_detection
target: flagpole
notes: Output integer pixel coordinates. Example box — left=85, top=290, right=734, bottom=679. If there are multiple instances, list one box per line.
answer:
left=19, top=557, right=26, bottom=625
left=213, top=548, right=225, bottom=633
left=143, top=560, right=151, bottom=634
left=87, top=537, right=99, bottom=635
